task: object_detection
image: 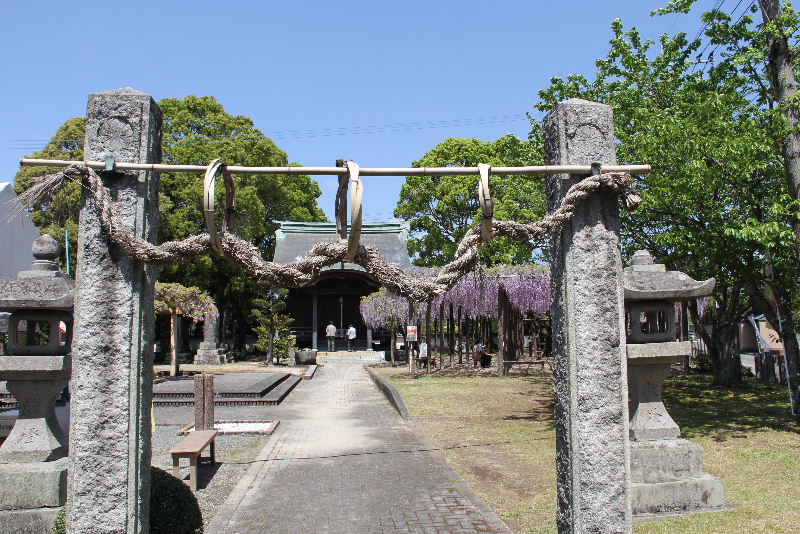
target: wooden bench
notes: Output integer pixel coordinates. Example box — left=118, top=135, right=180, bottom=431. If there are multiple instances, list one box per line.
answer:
left=169, top=430, right=218, bottom=491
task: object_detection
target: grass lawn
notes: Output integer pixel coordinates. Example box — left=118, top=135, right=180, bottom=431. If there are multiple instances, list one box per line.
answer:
left=377, top=367, right=800, bottom=534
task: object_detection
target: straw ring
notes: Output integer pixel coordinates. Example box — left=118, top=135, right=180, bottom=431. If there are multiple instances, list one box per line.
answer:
left=203, top=158, right=236, bottom=254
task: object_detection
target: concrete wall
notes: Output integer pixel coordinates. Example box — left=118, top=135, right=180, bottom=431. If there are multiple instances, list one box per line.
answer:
left=0, top=183, right=40, bottom=279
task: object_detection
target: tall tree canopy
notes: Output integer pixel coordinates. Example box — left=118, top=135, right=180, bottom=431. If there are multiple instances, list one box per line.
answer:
left=14, top=95, right=326, bottom=348
left=535, top=3, right=800, bottom=397
left=394, top=134, right=546, bottom=267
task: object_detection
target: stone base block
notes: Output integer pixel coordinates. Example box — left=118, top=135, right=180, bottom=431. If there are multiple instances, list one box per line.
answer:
left=631, top=439, right=704, bottom=483
left=632, top=473, right=725, bottom=514
left=0, top=507, right=61, bottom=534
left=0, top=457, right=68, bottom=509
left=194, top=348, right=222, bottom=365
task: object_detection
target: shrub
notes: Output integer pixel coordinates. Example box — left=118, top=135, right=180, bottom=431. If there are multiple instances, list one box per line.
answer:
left=54, top=467, right=203, bottom=534
left=150, top=466, right=204, bottom=534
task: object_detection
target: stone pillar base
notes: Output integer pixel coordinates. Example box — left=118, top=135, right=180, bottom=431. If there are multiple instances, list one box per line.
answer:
left=0, top=457, right=68, bottom=509
left=632, top=474, right=726, bottom=514
left=631, top=439, right=725, bottom=514
left=194, top=343, right=222, bottom=365
left=0, top=508, right=61, bottom=534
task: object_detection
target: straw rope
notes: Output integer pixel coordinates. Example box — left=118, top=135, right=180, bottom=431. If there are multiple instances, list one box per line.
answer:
left=14, top=163, right=641, bottom=301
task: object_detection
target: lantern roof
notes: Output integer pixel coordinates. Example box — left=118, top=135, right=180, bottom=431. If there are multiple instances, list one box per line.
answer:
left=0, top=235, right=75, bottom=312
left=623, top=250, right=715, bottom=302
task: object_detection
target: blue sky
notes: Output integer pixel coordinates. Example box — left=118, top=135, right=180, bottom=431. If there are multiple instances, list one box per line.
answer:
left=0, top=0, right=725, bottom=222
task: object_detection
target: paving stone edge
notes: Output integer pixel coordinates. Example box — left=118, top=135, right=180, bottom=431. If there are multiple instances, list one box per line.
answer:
left=364, top=365, right=409, bottom=418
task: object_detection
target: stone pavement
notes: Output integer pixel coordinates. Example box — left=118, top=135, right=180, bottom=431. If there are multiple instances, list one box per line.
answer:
left=206, top=361, right=512, bottom=534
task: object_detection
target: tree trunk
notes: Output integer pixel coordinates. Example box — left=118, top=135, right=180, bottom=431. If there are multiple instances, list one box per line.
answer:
left=498, top=286, right=508, bottom=376
left=707, top=324, right=743, bottom=387
left=390, top=318, right=396, bottom=365
left=457, top=306, right=463, bottom=364
left=407, top=299, right=415, bottom=378
left=761, top=0, right=800, bottom=253
left=170, top=310, right=180, bottom=377
left=439, top=301, right=445, bottom=366
left=425, top=300, right=432, bottom=373
left=267, top=328, right=275, bottom=365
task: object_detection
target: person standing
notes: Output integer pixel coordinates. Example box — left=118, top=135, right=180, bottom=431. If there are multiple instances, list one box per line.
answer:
left=418, top=336, right=429, bottom=368
left=347, top=324, right=357, bottom=351
left=325, top=321, right=337, bottom=352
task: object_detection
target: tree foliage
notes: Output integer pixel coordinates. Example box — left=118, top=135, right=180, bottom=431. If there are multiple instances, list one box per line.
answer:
left=14, top=95, right=327, bottom=349
left=250, top=283, right=294, bottom=363
left=534, top=13, right=798, bottom=386
left=394, top=134, right=546, bottom=267
left=154, top=282, right=216, bottom=322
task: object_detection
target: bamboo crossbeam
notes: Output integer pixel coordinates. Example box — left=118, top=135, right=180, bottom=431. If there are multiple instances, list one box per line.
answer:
left=20, top=158, right=651, bottom=176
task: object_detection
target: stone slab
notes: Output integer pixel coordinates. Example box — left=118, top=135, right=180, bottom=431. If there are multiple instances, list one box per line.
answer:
left=630, top=439, right=704, bottom=484
left=0, top=355, right=71, bottom=378
left=154, top=373, right=286, bottom=397
left=0, top=508, right=61, bottom=534
left=632, top=473, right=725, bottom=514
left=627, top=342, right=691, bottom=363
left=0, top=457, right=68, bottom=509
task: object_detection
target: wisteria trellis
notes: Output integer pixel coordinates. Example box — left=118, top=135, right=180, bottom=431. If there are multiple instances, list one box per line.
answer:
left=359, top=266, right=550, bottom=328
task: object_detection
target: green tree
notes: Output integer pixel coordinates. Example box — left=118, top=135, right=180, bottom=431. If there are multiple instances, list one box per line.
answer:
left=14, top=117, right=86, bottom=272
left=154, top=282, right=216, bottom=376
left=394, top=134, right=546, bottom=267
left=535, top=17, right=795, bottom=388
left=14, top=96, right=327, bottom=351
left=251, top=283, right=294, bottom=364
left=651, top=0, right=800, bottom=406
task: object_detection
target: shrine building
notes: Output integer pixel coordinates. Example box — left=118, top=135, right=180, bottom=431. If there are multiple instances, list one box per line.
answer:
left=272, top=221, right=412, bottom=351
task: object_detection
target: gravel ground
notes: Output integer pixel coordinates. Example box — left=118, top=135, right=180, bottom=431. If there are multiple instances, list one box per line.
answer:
left=151, top=423, right=271, bottom=528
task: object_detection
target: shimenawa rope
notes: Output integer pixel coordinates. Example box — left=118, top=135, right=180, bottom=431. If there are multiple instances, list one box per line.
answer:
left=14, top=163, right=641, bottom=302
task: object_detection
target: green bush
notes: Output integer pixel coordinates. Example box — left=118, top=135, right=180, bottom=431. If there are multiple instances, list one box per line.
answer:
left=52, top=467, right=203, bottom=534
left=150, top=466, right=203, bottom=534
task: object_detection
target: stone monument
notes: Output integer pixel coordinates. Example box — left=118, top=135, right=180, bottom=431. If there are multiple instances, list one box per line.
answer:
left=0, top=235, right=75, bottom=533
left=623, top=250, right=725, bottom=514
left=194, top=308, right=223, bottom=365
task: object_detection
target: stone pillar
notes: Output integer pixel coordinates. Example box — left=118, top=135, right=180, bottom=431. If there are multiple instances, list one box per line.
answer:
left=193, top=374, right=215, bottom=431
left=195, top=308, right=221, bottom=365
left=70, top=88, right=162, bottom=534
left=543, top=99, right=631, bottom=534
left=366, top=327, right=372, bottom=350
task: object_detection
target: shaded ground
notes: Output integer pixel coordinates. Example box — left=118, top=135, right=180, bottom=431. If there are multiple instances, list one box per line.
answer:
left=379, top=368, right=800, bottom=534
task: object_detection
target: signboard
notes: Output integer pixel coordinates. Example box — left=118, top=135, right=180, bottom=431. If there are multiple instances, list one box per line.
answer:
left=406, top=325, right=418, bottom=342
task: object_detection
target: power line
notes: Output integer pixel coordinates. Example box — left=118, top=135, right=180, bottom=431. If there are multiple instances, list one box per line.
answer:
left=699, top=1, right=757, bottom=75
left=5, top=113, right=530, bottom=151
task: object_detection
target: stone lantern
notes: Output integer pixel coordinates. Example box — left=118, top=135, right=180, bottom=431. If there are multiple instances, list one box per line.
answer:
left=624, top=250, right=725, bottom=515
left=0, top=235, right=74, bottom=532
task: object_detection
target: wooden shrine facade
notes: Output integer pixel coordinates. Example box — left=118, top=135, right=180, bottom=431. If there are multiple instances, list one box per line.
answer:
left=272, top=221, right=413, bottom=351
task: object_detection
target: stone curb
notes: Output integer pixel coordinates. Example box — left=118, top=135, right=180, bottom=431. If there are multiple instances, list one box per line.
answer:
left=364, top=366, right=409, bottom=419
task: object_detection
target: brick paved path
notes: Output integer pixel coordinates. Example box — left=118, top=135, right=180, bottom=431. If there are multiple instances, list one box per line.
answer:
left=207, top=361, right=512, bottom=534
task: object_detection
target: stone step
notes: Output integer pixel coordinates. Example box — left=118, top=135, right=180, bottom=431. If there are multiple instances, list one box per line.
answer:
left=317, top=351, right=385, bottom=362
left=261, top=375, right=302, bottom=404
